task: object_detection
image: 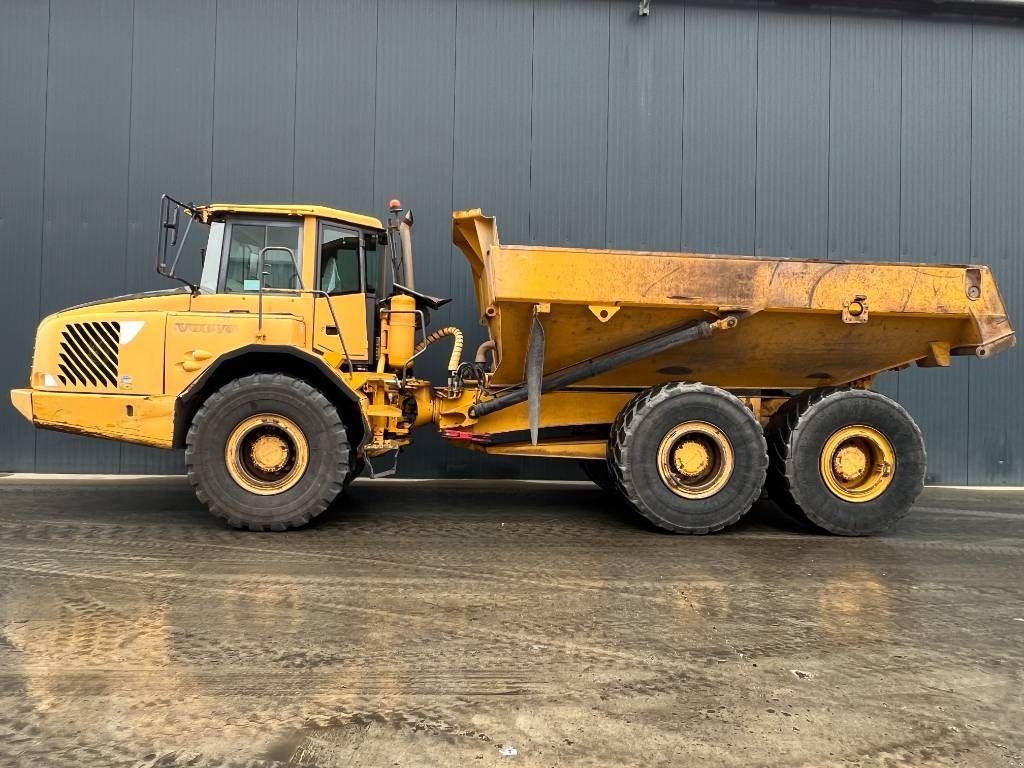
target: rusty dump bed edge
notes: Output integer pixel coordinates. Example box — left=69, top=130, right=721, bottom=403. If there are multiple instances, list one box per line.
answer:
left=453, top=209, right=1015, bottom=391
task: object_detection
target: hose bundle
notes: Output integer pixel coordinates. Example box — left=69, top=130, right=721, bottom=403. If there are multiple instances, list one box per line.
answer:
left=414, top=326, right=464, bottom=372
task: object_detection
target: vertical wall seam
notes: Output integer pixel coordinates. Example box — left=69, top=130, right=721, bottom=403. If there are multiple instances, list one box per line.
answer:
left=209, top=0, right=219, bottom=199
left=825, top=13, right=832, bottom=260
left=370, top=0, right=380, bottom=210
left=528, top=0, right=535, bottom=242
left=118, top=0, right=137, bottom=474
left=448, top=0, right=459, bottom=319
left=678, top=7, right=687, bottom=251
left=603, top=0, right=612, bottom=247
left=446, top=0, right=459, bottom=477
left=966, top=20, right=974, bottom=484
left=895, top=17, right=904, bottom=402
left=33, top=0, right=53, bottom=472
left=123, top=0, right=136, bottom=298
left=290, top=0, right=300, bottom=201
left=752, top=8, right=760, bottom=255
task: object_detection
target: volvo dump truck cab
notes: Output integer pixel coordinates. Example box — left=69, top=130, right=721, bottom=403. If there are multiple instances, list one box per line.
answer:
left=11, top=196, right=1016, bottom=535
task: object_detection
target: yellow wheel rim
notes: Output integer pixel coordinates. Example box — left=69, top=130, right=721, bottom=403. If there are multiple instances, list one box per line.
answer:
left=225, top=413, right=309, bottom=495
left=657, top=421, right=735, bottom=499
left=819, top=425, right=895, bottom=502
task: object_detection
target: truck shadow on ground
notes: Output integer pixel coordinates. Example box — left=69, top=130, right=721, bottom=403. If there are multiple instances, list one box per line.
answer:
left=325, top=479, right=812, bottom=537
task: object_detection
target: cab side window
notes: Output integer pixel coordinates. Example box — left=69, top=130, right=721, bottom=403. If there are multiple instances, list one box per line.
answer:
left=223, top=221, right=301, bottom=292
left=319, top=224, right=361, bottom=295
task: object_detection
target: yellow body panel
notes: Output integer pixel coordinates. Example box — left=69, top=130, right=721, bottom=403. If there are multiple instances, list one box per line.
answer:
left=435, top=389, right=633, bottom=433
left=484, top=439, right=607, bottom=460
left=10, top=388, right=32, bottom=422
left=164, top=306, right=308, bottom=394
left=198, top=203, right=383, bottom=231
left=453, top=210, right=1014, bottom=391
left=12, top=389, right=176, bottom=448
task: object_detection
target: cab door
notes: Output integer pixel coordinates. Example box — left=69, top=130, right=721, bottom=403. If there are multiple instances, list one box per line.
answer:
left=313, top=221, right=370, bottom=365
left=170, top=217, right=308, bottom=395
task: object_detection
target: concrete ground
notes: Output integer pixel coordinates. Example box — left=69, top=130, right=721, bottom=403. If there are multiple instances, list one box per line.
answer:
left=0, top=477, right=1021, bottom=768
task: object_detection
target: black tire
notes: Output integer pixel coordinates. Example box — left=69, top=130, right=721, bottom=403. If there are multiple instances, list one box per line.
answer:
left=344, top=456, right=366, bottom=487
left=577, top=459, right=617, bottom=492
left=765, top=388, right=925, bottom=536
left=185, top=373, right=350, bottom=531
left=608, top=382, right=768, bottom=534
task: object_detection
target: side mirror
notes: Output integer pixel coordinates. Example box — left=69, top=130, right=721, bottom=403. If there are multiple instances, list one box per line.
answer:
left=162, top=202, right=180, bottom=247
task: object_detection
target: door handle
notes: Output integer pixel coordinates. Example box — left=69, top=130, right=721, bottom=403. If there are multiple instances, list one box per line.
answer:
left=324, top=325, right=338, bottom=336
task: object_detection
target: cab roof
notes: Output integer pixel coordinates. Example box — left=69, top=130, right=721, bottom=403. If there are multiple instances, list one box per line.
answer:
left=197, top=203, right=384, bottom=230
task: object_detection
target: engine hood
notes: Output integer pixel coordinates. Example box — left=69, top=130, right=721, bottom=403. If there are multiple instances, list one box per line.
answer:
left=58, top=287, right=193, bottom=315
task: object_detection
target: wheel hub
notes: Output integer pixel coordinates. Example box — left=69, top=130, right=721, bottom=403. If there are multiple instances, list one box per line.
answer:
left=225, top=414, right=309, bottom=496
left=832, top=444, right=868, bottom=482
left=250, top=434, right=289, bottom=473
left=820, top=425, right=895, bottom=502
left=673, top=439, right=712, bottom=478
left=657, top=421, right=735, bottom=500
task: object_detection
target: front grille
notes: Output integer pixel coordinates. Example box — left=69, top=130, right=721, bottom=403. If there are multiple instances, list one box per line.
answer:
left=57, top=321, right=120, bottom=388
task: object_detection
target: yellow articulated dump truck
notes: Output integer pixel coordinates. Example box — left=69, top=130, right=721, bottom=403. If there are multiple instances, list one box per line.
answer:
left=10, top=196, right=1015, bottom=535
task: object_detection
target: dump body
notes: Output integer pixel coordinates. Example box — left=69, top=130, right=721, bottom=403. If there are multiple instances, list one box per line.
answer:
left=453, top=211, right=1015, bottom=391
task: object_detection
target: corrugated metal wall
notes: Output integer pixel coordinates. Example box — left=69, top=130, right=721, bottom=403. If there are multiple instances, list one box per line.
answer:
left=0, top=0, right=1020, bottom=482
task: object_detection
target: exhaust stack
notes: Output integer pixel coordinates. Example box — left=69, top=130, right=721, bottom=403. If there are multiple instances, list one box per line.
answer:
left=399, top=212, right=415, bottom=291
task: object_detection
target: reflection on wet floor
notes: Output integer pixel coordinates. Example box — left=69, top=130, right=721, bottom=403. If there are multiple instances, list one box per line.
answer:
left=0, top=478, right=1021, bottom=766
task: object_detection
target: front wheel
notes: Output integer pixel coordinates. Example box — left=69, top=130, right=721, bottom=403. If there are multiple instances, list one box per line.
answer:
left=185, top=373, right=350, bottom=531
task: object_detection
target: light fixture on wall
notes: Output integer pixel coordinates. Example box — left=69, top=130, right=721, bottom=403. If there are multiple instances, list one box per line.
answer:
left=638, top=0, right=650, bottom=16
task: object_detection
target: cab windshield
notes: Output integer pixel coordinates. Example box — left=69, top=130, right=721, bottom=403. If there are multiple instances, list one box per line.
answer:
left=199, top=221, right=224, bottom=293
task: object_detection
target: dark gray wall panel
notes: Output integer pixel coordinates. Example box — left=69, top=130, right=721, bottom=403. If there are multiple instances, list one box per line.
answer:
left=0, top=0, right=48, bottom=472
left=897, top=20, right=973, bottom=485
left=452, top=0, right=533, bottom=242
left=451, top=0, right=532, bottom=330
left=606, top=2, right=684, bottom=251
left=212, top=0, right=298, bottom=201
left=968, top=23, right=1024, bottom=484
left=373, top=0, right=456, bottom=476
left=530, top=0, right=610, bottom=247
left=755, top=11, right=830, bottom=258
left=449, top=0, right=536, bottom=478
left=680, top=5, right=758, bottom=254
left=36, top=0, right=133, bottom=473
left=293, top=0, right=378, bottom=212
left=827, top=14, right=902, bottom=401
left=4, top=2, right=1023, bottom=485
left=120, top=0, right=218, bottom=474
left=827, top=16, right=901, bottom=263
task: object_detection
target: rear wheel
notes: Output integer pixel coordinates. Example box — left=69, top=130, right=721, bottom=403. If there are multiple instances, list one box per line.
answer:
left=608, top=382, right=767, bottom=534
left=765, top=388, right=925, bottom=535
left=185, top=373, right=350, bottom=531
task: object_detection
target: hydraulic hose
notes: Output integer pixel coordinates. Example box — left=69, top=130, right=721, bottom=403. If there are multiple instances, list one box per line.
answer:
left=415, top=326, right=464, bottom=372
left=475, top=339, right=497, bottom=369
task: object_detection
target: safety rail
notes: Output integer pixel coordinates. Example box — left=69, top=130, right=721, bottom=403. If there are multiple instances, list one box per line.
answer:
left=255, top=246, right=357, bottom=375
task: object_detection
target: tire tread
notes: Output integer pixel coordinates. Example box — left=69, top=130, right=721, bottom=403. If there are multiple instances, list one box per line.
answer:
left=607, top=382, right=767, bottom=534
left=184, top=372, right=349, bottom=531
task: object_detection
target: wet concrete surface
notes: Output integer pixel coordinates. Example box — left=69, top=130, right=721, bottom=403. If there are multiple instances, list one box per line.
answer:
left=0, top=476, right=1021, bottom=767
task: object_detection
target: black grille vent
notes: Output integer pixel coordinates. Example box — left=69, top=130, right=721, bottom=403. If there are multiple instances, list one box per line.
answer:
left=57, top=321, right=120, bottom=388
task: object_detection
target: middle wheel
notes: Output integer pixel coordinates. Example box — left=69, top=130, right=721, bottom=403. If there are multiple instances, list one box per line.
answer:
left=608, top=382, right=767, bottom=534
